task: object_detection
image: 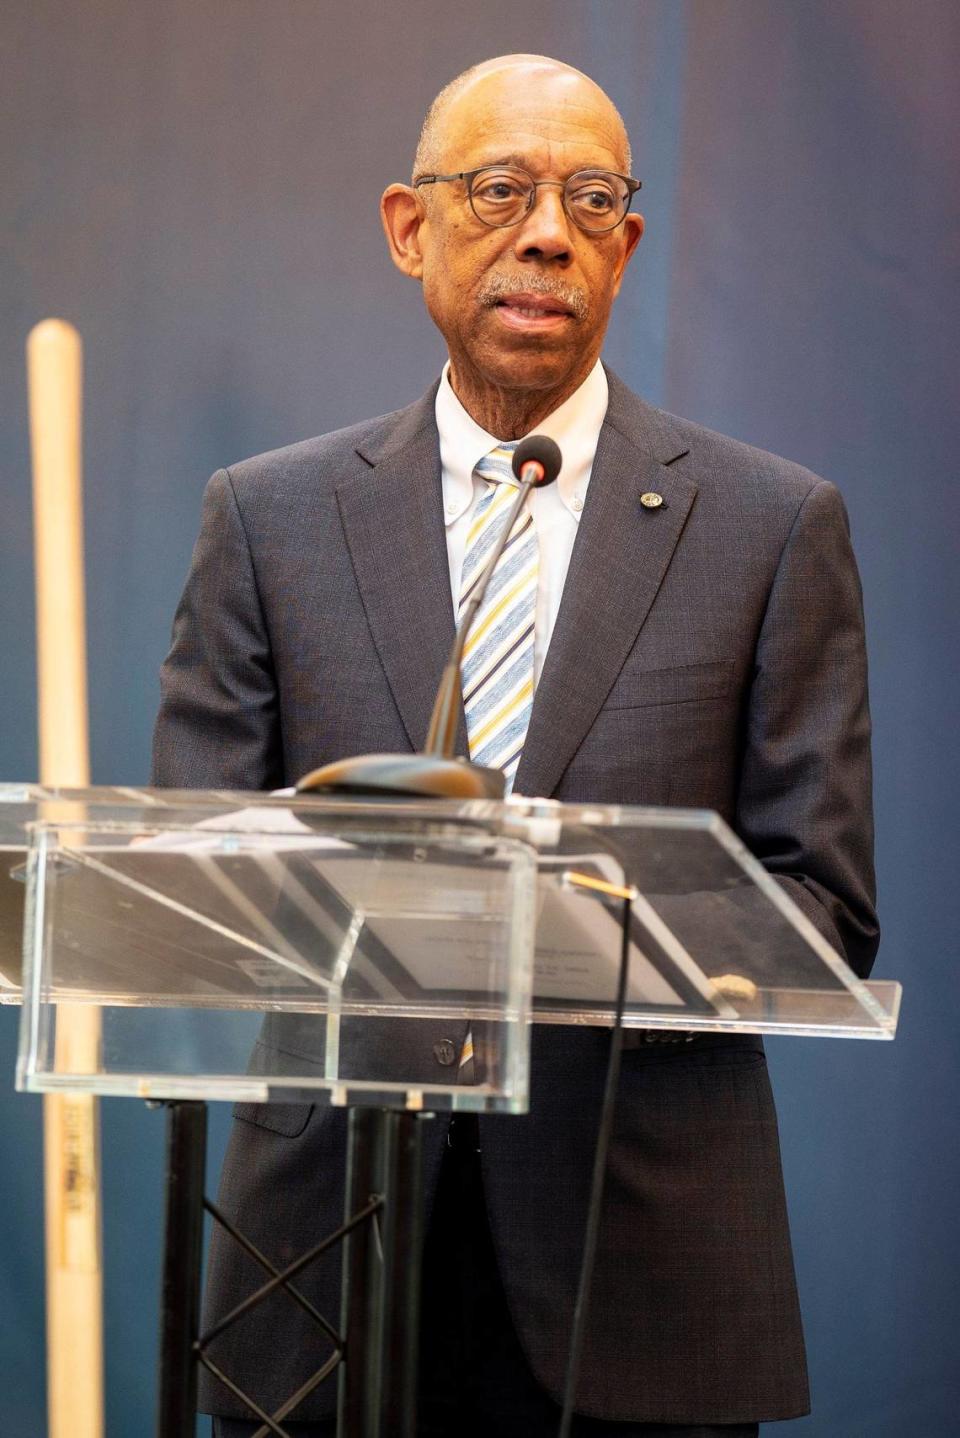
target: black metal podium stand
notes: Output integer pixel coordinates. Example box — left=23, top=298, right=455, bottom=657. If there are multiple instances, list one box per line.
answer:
left=157, top=1102, right=425, bottom=1438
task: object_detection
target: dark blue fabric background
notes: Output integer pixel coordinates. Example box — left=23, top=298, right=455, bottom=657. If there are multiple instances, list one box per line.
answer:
left=2, top=3, right=957, bottom=1433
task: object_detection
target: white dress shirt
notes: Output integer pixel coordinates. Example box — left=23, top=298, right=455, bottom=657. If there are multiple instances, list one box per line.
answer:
left=435, top=359, right=609, bottom=685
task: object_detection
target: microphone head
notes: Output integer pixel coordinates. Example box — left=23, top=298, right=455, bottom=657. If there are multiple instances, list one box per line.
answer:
left=512, top=434, right=562, bottom=487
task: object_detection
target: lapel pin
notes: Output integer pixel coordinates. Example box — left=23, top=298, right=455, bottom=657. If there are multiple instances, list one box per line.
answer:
left=640, top=491, right=664, bottom=509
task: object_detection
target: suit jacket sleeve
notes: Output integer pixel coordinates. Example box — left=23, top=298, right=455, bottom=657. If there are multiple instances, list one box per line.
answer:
left=151, top=468, right=283, bottom=791
left=735, top=478, right=879, bottom=977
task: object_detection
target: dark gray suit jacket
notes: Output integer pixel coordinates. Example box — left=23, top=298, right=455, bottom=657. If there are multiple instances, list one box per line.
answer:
left=152, top=369, right=878, bottom=1424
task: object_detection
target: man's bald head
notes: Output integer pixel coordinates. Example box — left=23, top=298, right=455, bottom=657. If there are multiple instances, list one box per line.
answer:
left=382, top=51, right=644, bottom=435
left=413, top=54, right=632, bottom=180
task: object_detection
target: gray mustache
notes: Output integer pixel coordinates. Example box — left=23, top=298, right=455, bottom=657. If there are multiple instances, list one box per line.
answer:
left=477, top=273, right=588, bottom=321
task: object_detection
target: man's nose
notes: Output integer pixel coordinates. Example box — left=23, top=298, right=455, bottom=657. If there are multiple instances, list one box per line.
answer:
left=512, top=183, right=573, bottom=263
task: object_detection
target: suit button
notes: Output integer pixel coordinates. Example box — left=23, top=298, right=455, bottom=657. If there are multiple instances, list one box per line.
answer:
left=433, top=1039, right=457, bottom=1067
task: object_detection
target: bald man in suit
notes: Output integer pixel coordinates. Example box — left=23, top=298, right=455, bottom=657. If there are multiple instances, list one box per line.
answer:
left=153, top=55, right=878, bottom=1438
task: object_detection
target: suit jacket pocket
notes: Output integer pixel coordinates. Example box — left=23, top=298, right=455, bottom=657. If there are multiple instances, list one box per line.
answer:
left=604, top=658, right=733, bottom=711
left=233, top=1101, right=314, bottom=1137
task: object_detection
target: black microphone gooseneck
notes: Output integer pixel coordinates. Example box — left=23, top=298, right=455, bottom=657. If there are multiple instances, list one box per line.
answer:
left=296, top=434, right=562, bottom=798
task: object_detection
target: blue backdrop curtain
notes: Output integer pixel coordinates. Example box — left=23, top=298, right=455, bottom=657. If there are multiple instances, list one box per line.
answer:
left=2, top=2, right=957, bottom=1433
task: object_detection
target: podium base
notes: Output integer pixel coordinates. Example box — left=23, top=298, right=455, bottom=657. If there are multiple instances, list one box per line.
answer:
left=296, top=753, right=505, bottom=800
left=154, top=1100, right=424, bottom=1438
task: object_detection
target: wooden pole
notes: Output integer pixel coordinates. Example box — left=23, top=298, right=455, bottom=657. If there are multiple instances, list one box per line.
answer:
left=27, top=318, right=105, bottom=1438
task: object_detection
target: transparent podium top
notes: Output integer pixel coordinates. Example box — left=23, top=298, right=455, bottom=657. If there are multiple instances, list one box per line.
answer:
left=2, top=785, right=899, bottom=1113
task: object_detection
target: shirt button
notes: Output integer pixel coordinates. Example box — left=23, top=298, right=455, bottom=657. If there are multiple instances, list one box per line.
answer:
left=572, top=495, right=584, bottom=512
left=446, top=503, right=458, bottom=517
left=433, top=1039, right=458, bottom=1067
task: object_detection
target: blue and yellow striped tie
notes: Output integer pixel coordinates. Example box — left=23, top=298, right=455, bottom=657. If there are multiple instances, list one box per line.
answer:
left=460, top=442, right=538, bottom=795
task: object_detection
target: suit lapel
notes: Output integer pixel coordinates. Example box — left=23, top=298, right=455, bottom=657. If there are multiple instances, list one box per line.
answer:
left=514, top=389, right=697, bottom=799
left=334, top=374, right=696, bottom=783
left=336, top=390, right=466, bottom=754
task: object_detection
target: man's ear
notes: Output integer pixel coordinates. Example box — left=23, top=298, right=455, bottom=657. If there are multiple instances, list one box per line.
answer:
left=611, top=212, right=644, bottom=297
left=381, top=184, right=425, bottom=280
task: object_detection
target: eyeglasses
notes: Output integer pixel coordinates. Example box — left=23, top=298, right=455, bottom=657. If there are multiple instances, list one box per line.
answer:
left=413, top=165, right=642, bottom=234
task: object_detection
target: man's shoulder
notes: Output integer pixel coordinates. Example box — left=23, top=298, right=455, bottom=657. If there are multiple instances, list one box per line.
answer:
left=220, top=386, right=438, bottom=496
left=604, top=369, right=831, bottom=511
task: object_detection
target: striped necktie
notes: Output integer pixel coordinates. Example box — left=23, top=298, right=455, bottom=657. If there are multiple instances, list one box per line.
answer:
left=459, top=442, right=538, bottom=795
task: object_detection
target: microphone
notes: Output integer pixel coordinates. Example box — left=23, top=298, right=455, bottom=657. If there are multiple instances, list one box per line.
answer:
left=511, top=434, right=563, bottom=488
left=297, top=435, right=563, bottom=798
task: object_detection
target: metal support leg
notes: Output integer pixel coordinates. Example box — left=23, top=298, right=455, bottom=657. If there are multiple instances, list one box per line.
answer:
left=378, top=1111, right=424, bottom=1438
left=338, top=1108, right=426, bottom=1438
left=339, top=1108, right=386, bottom=1438
left=156, top=1100, right=207, bottom=1438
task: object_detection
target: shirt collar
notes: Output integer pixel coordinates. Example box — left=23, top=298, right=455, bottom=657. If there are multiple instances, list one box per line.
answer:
left=435, top=359, right=609, bottom=523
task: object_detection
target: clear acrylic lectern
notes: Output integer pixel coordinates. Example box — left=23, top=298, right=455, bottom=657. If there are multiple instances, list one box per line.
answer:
left=2, top=784, right=900, bottom=1436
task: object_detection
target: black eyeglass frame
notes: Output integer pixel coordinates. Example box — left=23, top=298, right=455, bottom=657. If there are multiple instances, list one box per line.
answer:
left=413, top=166, right=642, bottom=234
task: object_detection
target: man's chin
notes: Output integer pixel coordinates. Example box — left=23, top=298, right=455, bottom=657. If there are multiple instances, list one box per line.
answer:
left=466, top=336, right=585, bottom=394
